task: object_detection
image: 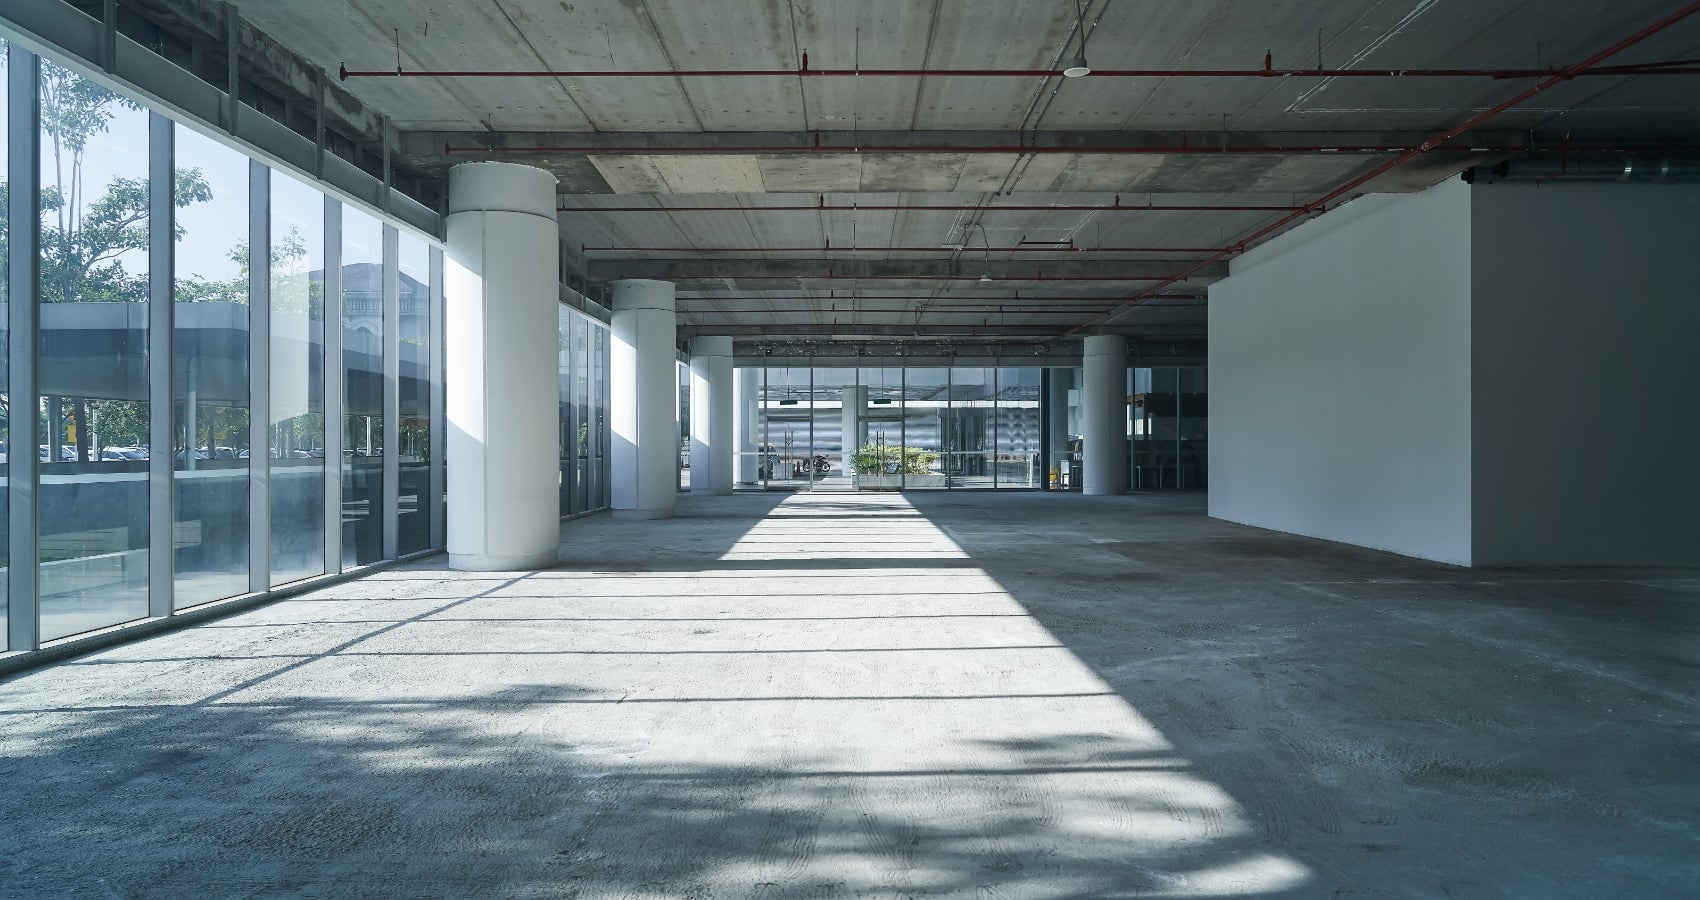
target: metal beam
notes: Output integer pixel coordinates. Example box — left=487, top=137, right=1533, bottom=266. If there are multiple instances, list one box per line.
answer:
left=589, top=258, right=1227, bottom=282
left=410, top=129, right=1539, bottom=158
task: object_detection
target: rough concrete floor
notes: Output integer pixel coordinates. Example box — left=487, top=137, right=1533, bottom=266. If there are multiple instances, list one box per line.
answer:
left=1, top=491, right=1696, bottom=898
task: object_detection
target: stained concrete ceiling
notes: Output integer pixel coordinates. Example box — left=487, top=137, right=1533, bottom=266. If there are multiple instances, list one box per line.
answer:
left=206, top=0, right=1700, bottom=349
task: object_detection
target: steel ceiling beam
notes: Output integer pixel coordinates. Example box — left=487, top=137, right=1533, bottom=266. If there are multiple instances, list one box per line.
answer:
left=589, top=257, right=1228, bottom=282
left=344, top=59, right=1700, bottom=80
left=403, top=129, right=1551, bottom=158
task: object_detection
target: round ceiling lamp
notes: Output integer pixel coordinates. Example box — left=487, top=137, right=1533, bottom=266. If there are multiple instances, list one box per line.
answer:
left=1063, top=0, right=1091, bottom=77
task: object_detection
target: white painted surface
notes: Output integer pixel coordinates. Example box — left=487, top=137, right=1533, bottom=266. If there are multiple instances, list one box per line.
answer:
left=841, top=385, right=868, bottom=473
left=735, top=367, right=760, bottom=483
left=1082, top=335, right=1128, bottom=496
left=1470, top=184, right=1700, bottom=566
left=610, top=280, right=679, bottom=518
left=1209, top=182, right=1475, bottom=564
left=444, top=163, right=562, bottom=571
left=689, top=336, right=734, bottom=495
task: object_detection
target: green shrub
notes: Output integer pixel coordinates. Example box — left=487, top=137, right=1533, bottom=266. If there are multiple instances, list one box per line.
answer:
left=852, top=445, right=937, bottom=475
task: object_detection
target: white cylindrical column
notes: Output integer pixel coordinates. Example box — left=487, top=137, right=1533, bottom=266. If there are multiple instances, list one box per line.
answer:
left=735, top=366, right=760, bottom=483
left=689, top=336, right=734, bottom=495
left=445, top=162, right=561, bottom=570
left=1082, top=334, right=1129, bottom=496
left=841, top=385, right=867, bottom=473
left=611, top=280, right=679, bottom=518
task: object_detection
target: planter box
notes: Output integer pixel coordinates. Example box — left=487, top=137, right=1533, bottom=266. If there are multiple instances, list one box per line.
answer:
left=853, top=474, right=947, bottom=489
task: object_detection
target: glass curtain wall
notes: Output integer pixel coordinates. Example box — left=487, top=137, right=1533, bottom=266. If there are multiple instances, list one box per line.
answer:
left=268, top=172, right=326, bottom=585
left=996, top=368, right=1042, bottom=488
left=743, top=365, right=1101, bottom=491
left=172, top=125, right=250, bottom=608
left=37, top=61, right=151, bottom=640
left=556, top=304, right=610, bottom=518
left=2, top=46, right=449, bottom=657
left=395, top=234, right=431, bottom=554
left=339, top=206, right=383, bottom=566
left=0, top=40, right=10, bottom=637
left=1130, top=365, right=1209, bottom=491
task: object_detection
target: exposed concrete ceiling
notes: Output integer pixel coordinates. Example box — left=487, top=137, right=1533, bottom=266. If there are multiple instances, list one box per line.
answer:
left=212, top=0, right=1700, bottom=350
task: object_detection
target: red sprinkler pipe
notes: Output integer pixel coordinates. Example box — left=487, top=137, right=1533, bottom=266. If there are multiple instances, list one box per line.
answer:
left=341, top=60, right=1700, bottom=80
left=1094, top=1, right=1700, bottom=324
left=560, top=198, right=1308, bottom=213
left=456, top=138, right=1697, bottom=157
left=582, top=244, right=1227, bottom=255
left=669, top=274, right=1171, bottom=282
left=454, top=140, right=1507, bottom=156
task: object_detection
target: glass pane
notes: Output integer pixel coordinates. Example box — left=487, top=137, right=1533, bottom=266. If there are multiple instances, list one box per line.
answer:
left=269, top=171, right=325, bottom=585
left=1179, top=366, right=1208, bottom=490
left=0, top=41, right=10, bottom=636
left=995, top=368, right=1042, bottom=488
left=37, top=62, right=151, bottom=641
left=899, top=368, right=948, bottom=489
left=946, top=367, right=996, bottom=488
left=172, top=125, right=250, bottom=608
left=593, top=324, right=608, bottom=509
left=396, top=232, right=430, bottom=555
left=339, top=206, right=383, bottom=566
left=572, top=314, right=589, bottom=514
left=761, top=365, right=811, bottom=485
left=854, top=366, right=904, bottom=489
left=557, top=306, right=571, bottom=517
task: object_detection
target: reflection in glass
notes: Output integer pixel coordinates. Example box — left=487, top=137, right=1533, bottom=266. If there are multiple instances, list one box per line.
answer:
left=0, top=41, right=10, bottom=635
left=996, top=368, right=1042, bottom=488
left=172, top=125, right=250, bottom=607
left=340, top=206, right=383, bottom=566
left=269, top=171, right=325, bottom=585
left=900, top=368, right=948, bottom=488
left=946, top=367, right=996, bottom=487
left=396, top=233, right=430, bottom=554
left=593, top=324, right=609, bottom=509
left=36, top=62, right=150, bottom=640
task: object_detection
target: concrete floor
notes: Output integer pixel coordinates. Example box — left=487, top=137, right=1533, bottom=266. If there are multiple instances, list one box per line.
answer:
left=1, top=491, right=1695, bottom=898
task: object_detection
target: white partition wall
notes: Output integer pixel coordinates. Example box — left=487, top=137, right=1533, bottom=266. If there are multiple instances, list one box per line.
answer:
left=1209, top=182, right=1476, bottom=564
left=444, top=162, right=562, bottom=570
left=610, top=280, right=679, bottom=518
left=1210, top=178, right=1700, bottom=567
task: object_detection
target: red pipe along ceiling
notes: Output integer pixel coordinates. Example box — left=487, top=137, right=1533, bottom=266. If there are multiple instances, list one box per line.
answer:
left=562, top=198, right=1307, bottom=213
left=583, top=245, right=1227, bottom=255
left=451, top=139, right=1693, bottom=157
left=341, top=58, right=1700, bottom=80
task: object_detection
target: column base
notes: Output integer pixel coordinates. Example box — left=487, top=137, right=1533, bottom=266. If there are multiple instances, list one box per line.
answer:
left=449, top=550, right=560, bottom=572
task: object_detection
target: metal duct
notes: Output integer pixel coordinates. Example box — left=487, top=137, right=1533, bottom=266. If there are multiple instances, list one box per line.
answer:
left=1463, top=156, right=1700, bottom=183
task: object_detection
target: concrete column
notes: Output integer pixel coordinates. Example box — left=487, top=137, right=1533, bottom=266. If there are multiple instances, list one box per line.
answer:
left=735, top=367, right=760, bottom=483
left=689, top=336, right=733, bottom=495
left=1082, top=335, right=1128, bottom=496
left=610, top=279, right=679, bottom=518
left=841, top=385, right=867, bottom=469
left=444, top=162, right=561, bottom=570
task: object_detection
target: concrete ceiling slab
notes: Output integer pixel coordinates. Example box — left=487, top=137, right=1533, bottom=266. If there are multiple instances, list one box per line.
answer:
left=201, top=0, right=1700, bottom=347
left=756, top=155, right=863, bottom=192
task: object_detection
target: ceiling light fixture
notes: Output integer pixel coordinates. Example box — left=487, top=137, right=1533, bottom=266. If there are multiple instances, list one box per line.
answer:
left=1063, top=0, right=1091, bottom=77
